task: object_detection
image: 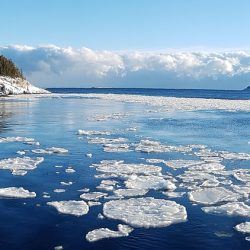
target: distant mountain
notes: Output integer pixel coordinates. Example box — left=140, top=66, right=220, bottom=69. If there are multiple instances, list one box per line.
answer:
left=0, top=55, right=49, bottom=95
left=244, top=86, right=250, bottom=91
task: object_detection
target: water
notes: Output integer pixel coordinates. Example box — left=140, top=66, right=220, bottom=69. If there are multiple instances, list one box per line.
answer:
left=48, top=88, right=250, bottom=100
left=0, top=89, right=249, bottom=250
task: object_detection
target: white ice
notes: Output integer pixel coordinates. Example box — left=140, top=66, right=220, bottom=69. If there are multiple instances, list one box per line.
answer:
left=202, top=202, right=250, bottom=217
left=103, top=197, right=187, bottom=228
left=86, top=224, right=133, bottom=242
left=47, top=200, right=89, bottom=216
left=0, top=187, right=36, bottom=198
left=188, top=187, right=239, bottom=205
left=0, top=156, right=44, bottom=175
left=80, top=192, right=107, bottom=201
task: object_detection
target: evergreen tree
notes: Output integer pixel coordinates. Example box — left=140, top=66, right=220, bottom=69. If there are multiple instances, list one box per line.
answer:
left=0, top=55, right=24, bottom=79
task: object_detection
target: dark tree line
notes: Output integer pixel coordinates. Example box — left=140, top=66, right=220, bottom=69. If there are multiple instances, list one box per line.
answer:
left=0, top=55, right=24, bottom=79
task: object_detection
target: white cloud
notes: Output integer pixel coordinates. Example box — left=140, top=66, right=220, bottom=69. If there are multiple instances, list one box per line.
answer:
left=0, top=45, right=250, bottom=89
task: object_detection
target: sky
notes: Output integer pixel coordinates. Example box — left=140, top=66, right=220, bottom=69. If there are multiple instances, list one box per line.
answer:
left=1, top=0, right=250, bottom=89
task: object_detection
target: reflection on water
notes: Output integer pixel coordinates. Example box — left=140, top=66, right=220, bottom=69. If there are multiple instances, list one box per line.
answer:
left=0, top=95, right=249, bottom=250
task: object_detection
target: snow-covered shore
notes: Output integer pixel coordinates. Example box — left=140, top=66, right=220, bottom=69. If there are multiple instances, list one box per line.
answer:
left=0, top=76, right=49, bottom=95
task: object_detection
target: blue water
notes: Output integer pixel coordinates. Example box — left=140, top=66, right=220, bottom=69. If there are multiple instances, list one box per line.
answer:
left=0, top=89, right=249, bottom=250
left=48, top=88, right=250, bottom=100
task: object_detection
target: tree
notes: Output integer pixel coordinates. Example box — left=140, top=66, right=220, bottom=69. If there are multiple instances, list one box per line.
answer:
left=0, top=55, right=24, bottom=79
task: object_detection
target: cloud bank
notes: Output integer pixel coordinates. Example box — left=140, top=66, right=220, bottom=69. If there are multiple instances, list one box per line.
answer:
left=1, top=45, right=250, bottom=89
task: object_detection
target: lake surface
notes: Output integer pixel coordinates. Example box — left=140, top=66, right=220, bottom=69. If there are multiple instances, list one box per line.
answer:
left=0, top=89, right=250, bottom=250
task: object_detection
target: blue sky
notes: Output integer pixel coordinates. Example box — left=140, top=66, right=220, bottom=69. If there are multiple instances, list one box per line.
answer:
left=2, top=0, right=250, bottom=50
left=1, top=0, right=250, bottom=89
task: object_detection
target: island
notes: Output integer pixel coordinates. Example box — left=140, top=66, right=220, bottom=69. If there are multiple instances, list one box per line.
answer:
left=244, top=86, right=250, bottom=91
left=0, top=55, right=49, bottom=96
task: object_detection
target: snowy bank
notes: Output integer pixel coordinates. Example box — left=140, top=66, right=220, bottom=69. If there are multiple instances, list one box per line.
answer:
left=0, top=76, right=49, bottom=95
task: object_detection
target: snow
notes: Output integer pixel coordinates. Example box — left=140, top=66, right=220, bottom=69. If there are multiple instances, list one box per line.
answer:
left=188, top=187, right=239, bottom=205
left=0, top=187, right=36, bottom=198
left=202, top=202, right=250, bottom=217
left=47, top=200, right=89, bottom=216
left=86, top=224, right=133, bottom=242
left=0, top=156, right=44, bottom=175
left=103, top=197, right=187, bottom=228
left=0, top=76, right=49, bottom=95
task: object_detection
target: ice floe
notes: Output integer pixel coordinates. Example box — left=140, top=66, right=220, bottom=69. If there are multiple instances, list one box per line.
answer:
left=87, top=137, right=128, bottom=144
left=78, top=129, right=111, bottom=136
left=32, top=147, right=68, bottom=154
left=0, top=136, right=36, bottom=144
left=125, top=175, right=176, bottom=191
left=0, top=187, right=36, bottom=198
left=0, top=156, right=44, bottom=175
left=103, top=143, right=131, bottom=153
left=113, top=188, right=148, bottom=197
left=47, top=200, right=89, bottom=216
left=65, top=167, right=76, bottom=173
left=188, top=187, right=239, bottom=205
left=80, top=192, right=107, bottom=201
left=86, top=224, right=133, bottom=242
left=76, top=93, right=250, bottom=112
left=92, top=160, right=161, bottom=176
left=53, top=189, right=66, bottom=193
left=202, top=202, right=250, bottom=217
left=235, top=222, right=250, bottom=233
left=103, top=197, right=187, bottom=228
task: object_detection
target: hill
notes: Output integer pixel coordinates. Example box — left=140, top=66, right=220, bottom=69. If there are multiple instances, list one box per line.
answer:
left=0, top=55, right=49, bottom=95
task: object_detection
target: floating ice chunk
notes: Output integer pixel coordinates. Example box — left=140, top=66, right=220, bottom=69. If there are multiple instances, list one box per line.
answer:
left=103, top=143, right=131, bottom=153
left=78, top=129, right=111, bottom=136
left=92, top=160, right=161, bottom=176
left=188, top=187, right=239, bottom=205
left=103, top=197, right=187, bottom=228
left=164, top=160, right=204, bottom=169
left=43, top=194, right=51, bottom=198
left=188, top=162, right=225, bottom=172
left=200, top=179, right=220, bottom=187
left=135, top=140, right=192, bottom=153
left=126, top=127, right=137, bottom=132
left=235, top=222, right=250, bottom=234
left=86, top=224, right=133, bottom=242
left=17, top=150, right=26, bottom=155
left=88, top=137, right=128, bottom=144
left=65, top=167, right=76, bottom=173
left=98, top=213, right=104, bottom=219
left=32, top=147, right=68, bottom=154
left=202, top=202, right=250, bottom=217
left=162, top=191, right=186, bottom=198
left=231, top=184, right=250, bottom=198
left=0, top=187, right=36, bottom=198
left=80, top=192, right=107, bottom=201
left=86, top=153, right=92, bottom=158
left=125, top=175, right=176, bottom=191
left=0, top=136, right=36, bottom=144
left=47, top=200, right=89, bottom=216
left=114, top=189, right=148, bottom=197
left=78, top=188, right=90, bottom=192
left=54, top=246, right=63, bottom=250
left=54, top=189, right=65, bottom=193
left=88, top=201, right=102, bottom=207
left=60, top=181, right=73, bottom=186
left=0, top=156, right=44, bottom=175
left=233, top=170, right=250, bottom=182
left=219, top=151, right=250, bottom=160
left=89, top=113, right=128, bottom=121
left=96, top=180, right=118, bottom=191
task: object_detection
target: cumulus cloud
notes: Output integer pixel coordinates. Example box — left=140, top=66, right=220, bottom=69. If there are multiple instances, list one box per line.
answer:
left=0, top=45, right=250, bottom=89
